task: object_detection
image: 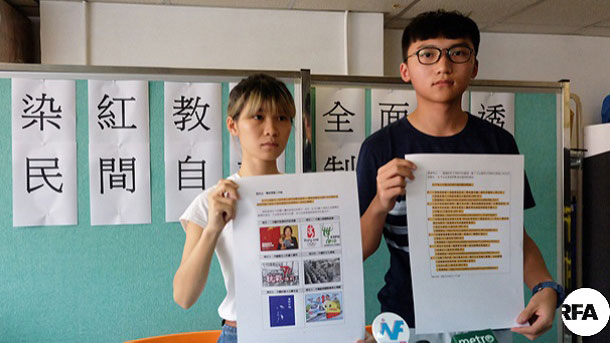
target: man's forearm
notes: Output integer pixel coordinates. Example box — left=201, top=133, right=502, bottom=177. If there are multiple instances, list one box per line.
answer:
left=361, top=196, right=388, bottom=261
left=523, top=230, right=553, bottom=289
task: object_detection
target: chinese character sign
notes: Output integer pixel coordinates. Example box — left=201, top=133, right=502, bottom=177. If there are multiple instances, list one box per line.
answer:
left=88, top=80, right=151, bottom=225
left=11, top=78, right=77, bottom=227
left=371, top=88, right=417, bottom=133
left=228, top=82, right=286, bottom=176
left=470, top=92, right=515, bottom=134
left=314, top=87, right=364, bottom=172
left=164, top=82, right=223, bottom=221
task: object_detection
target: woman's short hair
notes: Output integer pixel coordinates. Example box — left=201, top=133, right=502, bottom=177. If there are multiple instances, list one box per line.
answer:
left=227, top=73, right=296, bottom=122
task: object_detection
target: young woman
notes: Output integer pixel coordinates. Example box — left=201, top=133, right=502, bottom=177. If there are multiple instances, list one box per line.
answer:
left=173, top=74, right=295, bottom=343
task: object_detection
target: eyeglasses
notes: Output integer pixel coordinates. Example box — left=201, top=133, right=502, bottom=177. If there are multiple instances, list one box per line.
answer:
left=406, top=46, right=474, bottom=65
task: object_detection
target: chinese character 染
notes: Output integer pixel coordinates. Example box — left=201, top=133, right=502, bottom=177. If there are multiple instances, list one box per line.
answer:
left=97, top=94, right=137, bottom=130
left=323, top=155, right=356, bottom=172
left=323, top=101, right=355, bottom=133
left=172, top=96, right=211, bottom=132
left=379, top=102, right=409, bottom=128
left=26, top=157, right=63, bottom=193
left=478, top=103, right=506, bottom=128
left=99, top=157, right=136, bottom=194
left=21, top=93, right=62, bottom=131
left=178, top=155, right=206, bottom=190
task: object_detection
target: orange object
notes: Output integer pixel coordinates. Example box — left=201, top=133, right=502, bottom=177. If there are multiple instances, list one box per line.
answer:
left=124, top=330, right=221, bottom=343
left=365, top=324, right=372, bottom=334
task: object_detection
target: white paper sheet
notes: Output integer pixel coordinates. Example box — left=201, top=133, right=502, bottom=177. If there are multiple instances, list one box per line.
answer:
left=405, top=154, right=525, bottom=334
left=315, top=87, right=365, bottom=172
left=164, top=82, right=223, bottom=222
left=470, top=92, right=515, bottom=134
left=88, top=80, right=151, bottom=225
left=234, top=172, right=365, bottom=343
left=12, top=78, right=77, bottom=227
left=371, top=88, right=417, bottom=133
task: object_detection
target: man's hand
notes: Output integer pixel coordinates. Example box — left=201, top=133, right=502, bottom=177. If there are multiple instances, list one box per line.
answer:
left=375, top=158, right=417, bottom=212
left=356, top=331, right=376, bottom=343
left=511, top=287, right=557, bottom=340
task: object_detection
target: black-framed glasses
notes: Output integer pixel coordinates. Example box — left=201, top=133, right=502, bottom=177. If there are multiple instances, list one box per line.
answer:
left=406, top=46, right=474, bottom=65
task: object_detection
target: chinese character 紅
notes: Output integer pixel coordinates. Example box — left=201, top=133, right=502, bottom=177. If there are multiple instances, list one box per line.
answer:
left=26, top=157, right=63, bottom=193
left=323, top=155, right=356, bottom=172
left=97, top=94, right=137, bottom=130
left=173, top=96, right=211, bottom=132
left=178, top=155, right=206, bottom=190
left=478, top=103, right=506, bottom=128
left=99, top=157, right=136, bottom=194
left=323, top=101, right=355, bottom=133
left=21, top=93, right=62, bottom=131
left=379, top=102, right=409, bottom=128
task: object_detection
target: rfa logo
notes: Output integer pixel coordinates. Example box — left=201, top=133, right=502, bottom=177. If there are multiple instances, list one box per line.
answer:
left=561, top=288, right=609, bottom=336
left=307, top=224, right=316, bottom=238
left=372, top=312, right=410, bottom=343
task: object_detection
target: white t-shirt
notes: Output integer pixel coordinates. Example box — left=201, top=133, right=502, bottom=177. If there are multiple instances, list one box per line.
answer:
left=179, top=173, right=240, bottom=321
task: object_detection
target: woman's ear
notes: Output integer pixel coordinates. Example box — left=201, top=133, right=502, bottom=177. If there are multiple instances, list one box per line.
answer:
left=227, top=116, right=238, bottom=136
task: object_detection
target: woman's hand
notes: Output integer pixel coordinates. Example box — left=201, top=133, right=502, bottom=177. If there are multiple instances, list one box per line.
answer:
left=207, top=179, right=240, bottom=233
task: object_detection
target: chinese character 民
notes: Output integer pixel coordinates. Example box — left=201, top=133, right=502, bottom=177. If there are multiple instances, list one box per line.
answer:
left=478, top=103, right=506, bottom=128
left=99, top=157, right=136, bottom=194
left=379, top=102, right=409, bottom=128
left=323, top=101, right=355, bottom=133
left=178, top=155, right=206, bottom=190
left=173, top=96, right=211, bottom=132
left=323, top=155, right=356, bottom=172
left=21, top=93, right=62, bottom=131
left=26, top=157, right=63, bottom=193
left=97, top=94, right=137, bottom=130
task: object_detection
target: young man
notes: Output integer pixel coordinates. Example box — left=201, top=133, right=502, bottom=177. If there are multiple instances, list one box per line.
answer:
left=357, top=10, right=563, bottom=342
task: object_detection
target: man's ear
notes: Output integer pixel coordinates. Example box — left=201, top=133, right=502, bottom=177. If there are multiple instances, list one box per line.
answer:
left=471, top=58, right=479, bottom=79
left=400, top=62, right=411, bottom=83
left=227, top=116, right=239, bottom=136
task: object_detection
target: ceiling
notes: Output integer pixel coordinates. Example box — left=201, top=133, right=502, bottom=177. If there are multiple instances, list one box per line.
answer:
left=8, top=0, right=610, bottom=37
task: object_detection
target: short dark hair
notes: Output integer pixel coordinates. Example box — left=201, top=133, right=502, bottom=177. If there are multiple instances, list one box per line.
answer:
left=228, top=73, right=295, bottom=122
left=401, top=10, right=480, bottom=61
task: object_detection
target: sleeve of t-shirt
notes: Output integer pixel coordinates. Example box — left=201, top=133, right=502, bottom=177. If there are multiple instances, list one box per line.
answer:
left=179, top=190, right=210, bottom=232
left=506, top=133, right=536, bottom=209
left=356, top=139, right=381, bottom=216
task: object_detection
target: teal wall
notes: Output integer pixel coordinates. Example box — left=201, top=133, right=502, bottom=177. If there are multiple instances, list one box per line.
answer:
left=1, top=78, right=558, bottom=343
left=0, top=79, right=294, bottom=343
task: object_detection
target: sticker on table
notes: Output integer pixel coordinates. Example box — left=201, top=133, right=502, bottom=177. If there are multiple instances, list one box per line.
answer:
left=301, top=222, right=322, bottom=249
left=260, top=225, right=299, bottom=251
left=269, top=295, right=296, bottom=327
left=262, top=261, right=299, bottom=287
left=321, top=221, right=341, bottom=247
left=304, top=257, right=341, bottom=284
left=305, top=291, right=343, bottom=323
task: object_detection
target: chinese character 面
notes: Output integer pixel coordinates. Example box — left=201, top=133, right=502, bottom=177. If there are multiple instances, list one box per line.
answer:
left=379, top=102, right=409, bottom=128
left=99, top=157, right=136, bottom=194
left=478, top=103, right=506, bottom=128
left=97, top=94, right=137, bottom=130
left=26, top=157, right=63, bottom=193
left=323, top=155, right=356, bottom=172
left=178, top=155, right=206, bottom=190
left=173, top=96, right=211, bottom=132
left=21, top=93, right=62, bottom=131
left=323, top=101, right=355, bottom=133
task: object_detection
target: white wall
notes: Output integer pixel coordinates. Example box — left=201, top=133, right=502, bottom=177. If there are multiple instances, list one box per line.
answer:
left=40, top=1, right=383, bottom=76
left=384, top=29, right=610, bottom=127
